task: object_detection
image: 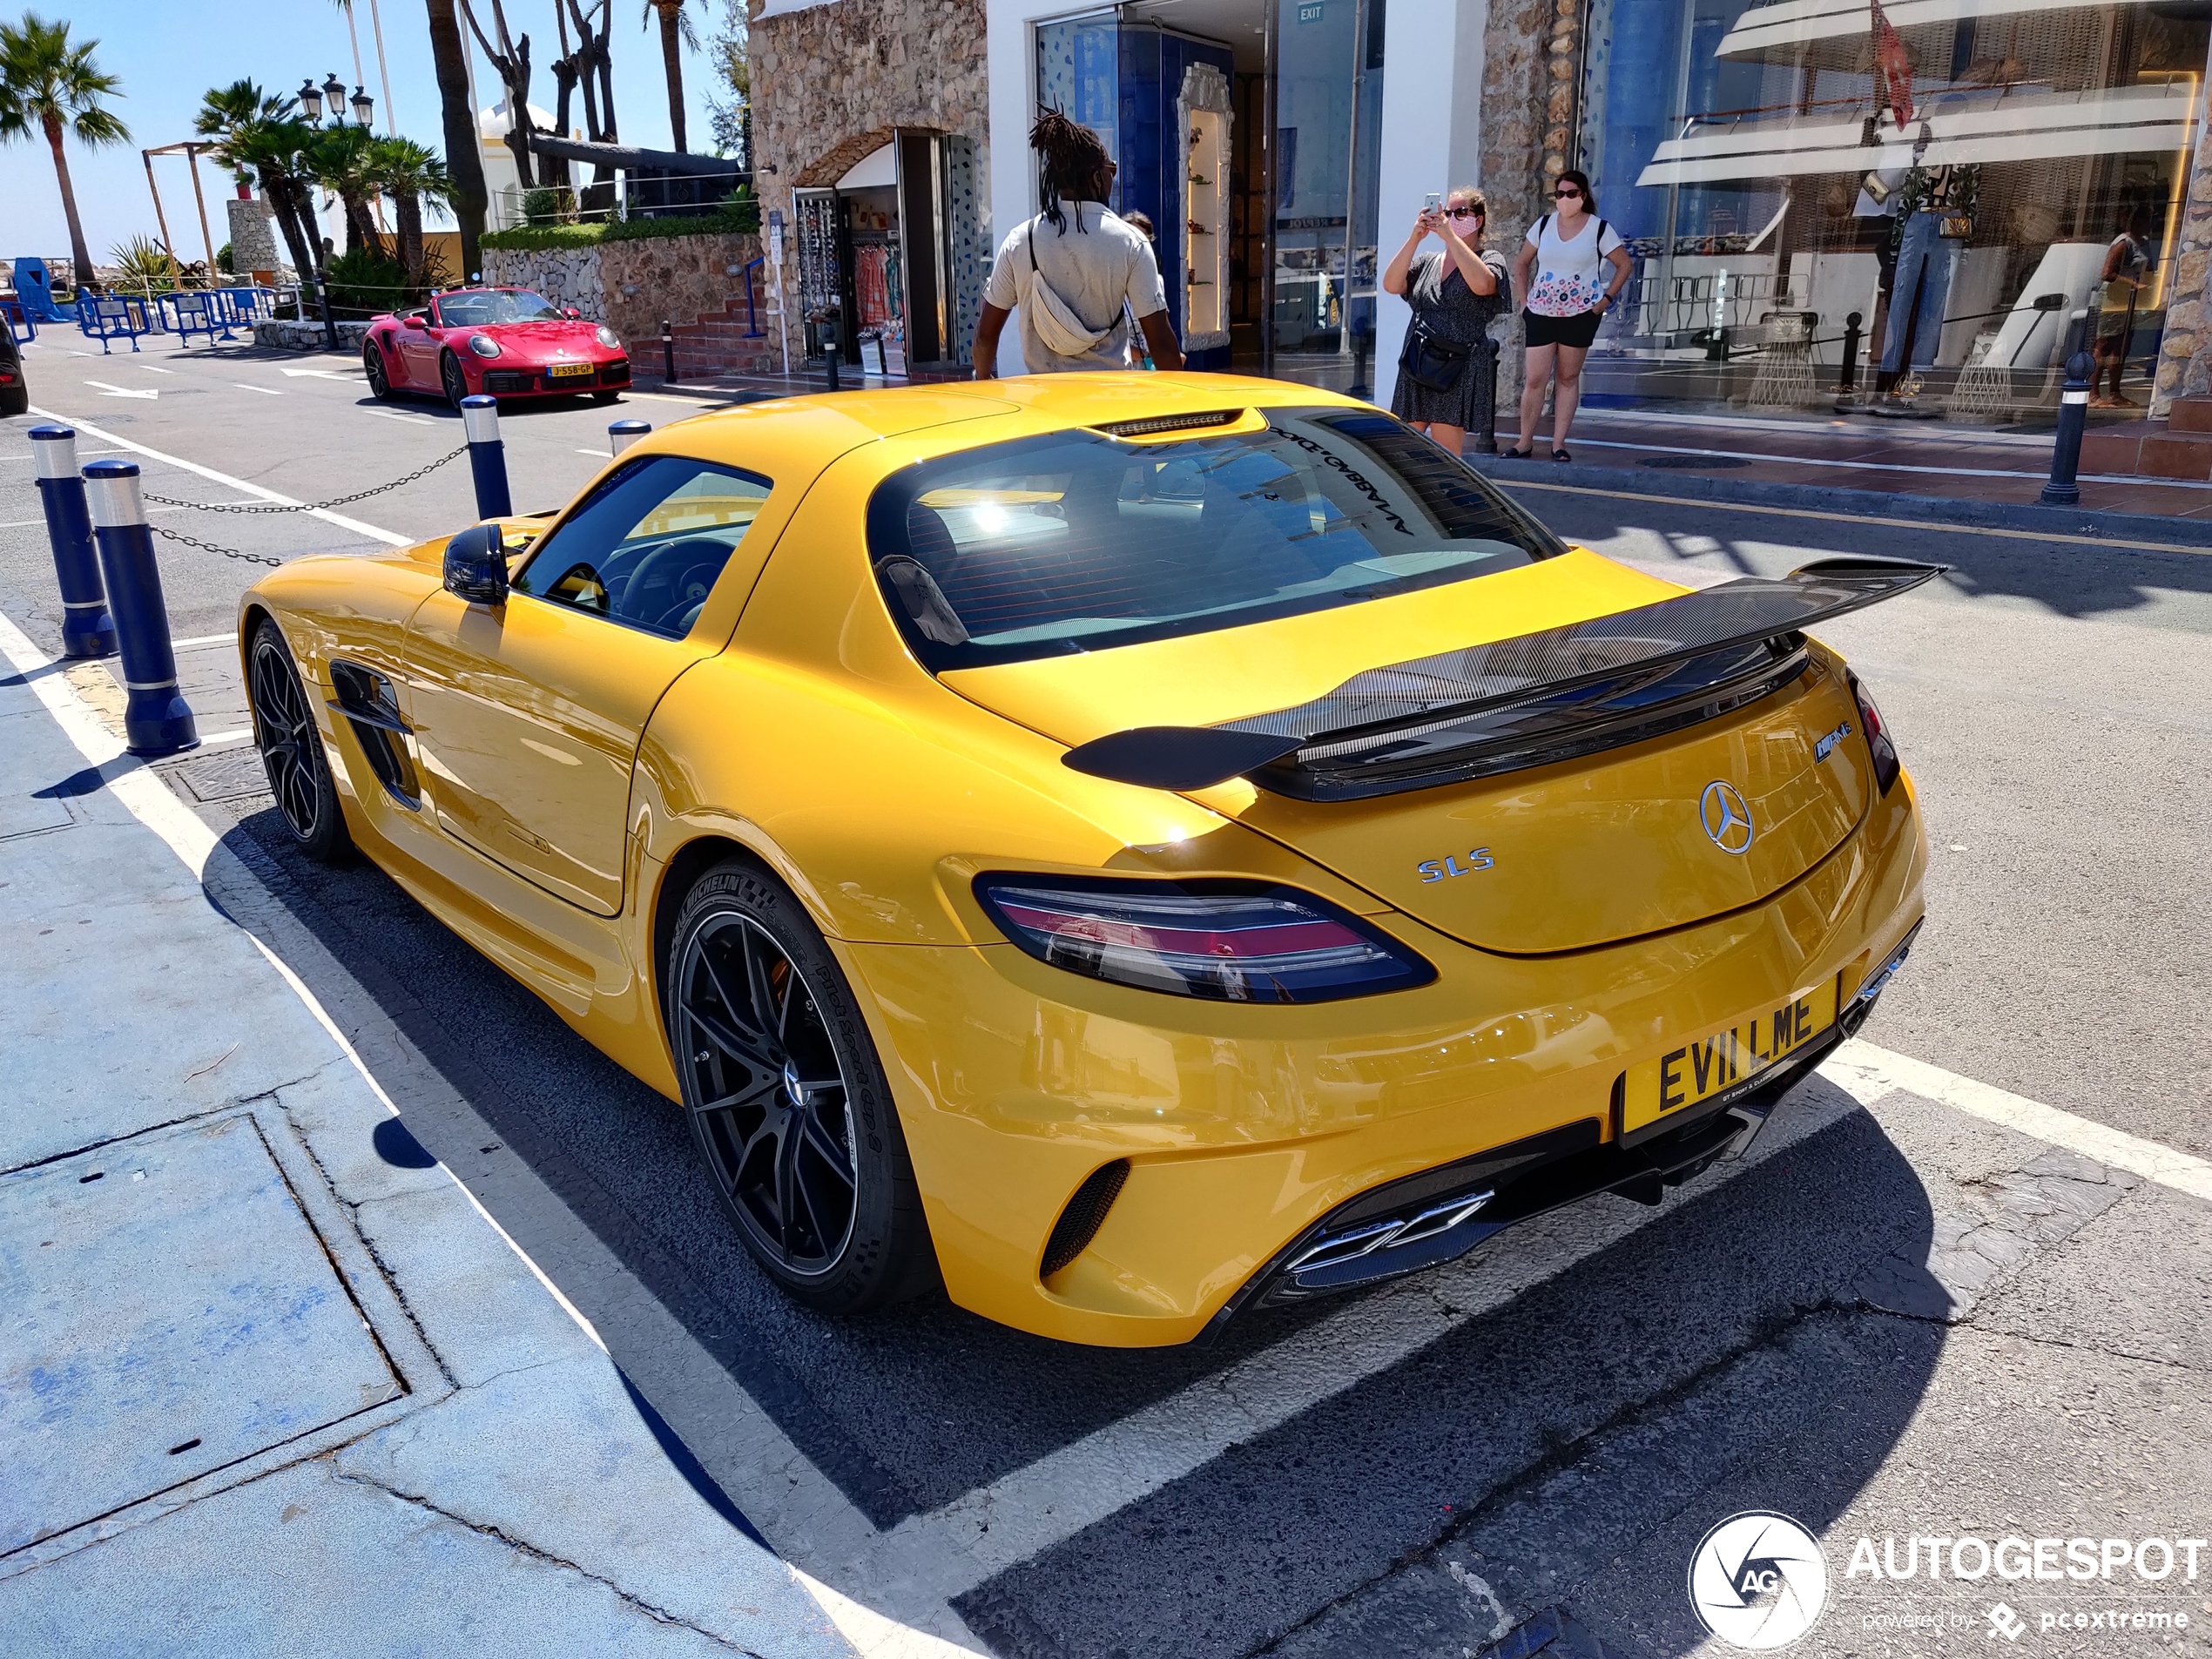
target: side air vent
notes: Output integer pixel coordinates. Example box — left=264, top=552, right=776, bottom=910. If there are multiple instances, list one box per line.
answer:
left=1041, top=1159, right=1131, bottom=1279
left=1092, top=409, right=1245, bottom=439
left=327, top=660, right=420, bottom=807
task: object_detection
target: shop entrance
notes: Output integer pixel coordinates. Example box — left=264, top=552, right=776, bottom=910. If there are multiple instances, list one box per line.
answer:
left=793, top=132, right=985, bottom=378
left=1035, top=0, right=1382, bottom=387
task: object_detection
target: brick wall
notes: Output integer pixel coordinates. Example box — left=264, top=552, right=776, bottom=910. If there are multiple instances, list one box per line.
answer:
left=483, top=232, right=768, bottom=367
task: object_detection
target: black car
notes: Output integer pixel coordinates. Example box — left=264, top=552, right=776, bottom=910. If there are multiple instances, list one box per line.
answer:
left=0, top=321, right=26, bottom=417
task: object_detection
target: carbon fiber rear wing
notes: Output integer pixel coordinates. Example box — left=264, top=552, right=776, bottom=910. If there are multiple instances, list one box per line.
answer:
left=1062, top=556, right=1944, bottom=795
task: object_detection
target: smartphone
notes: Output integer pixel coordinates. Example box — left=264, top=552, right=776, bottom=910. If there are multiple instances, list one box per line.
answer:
left=1423, top=192, right=1443, bottom=215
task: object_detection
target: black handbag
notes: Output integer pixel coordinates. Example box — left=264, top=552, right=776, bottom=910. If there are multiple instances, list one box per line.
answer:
left=1399, top=320, right=1472, bottom=394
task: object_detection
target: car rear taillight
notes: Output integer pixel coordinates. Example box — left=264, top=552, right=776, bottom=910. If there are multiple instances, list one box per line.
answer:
left=974, top=875, right=1434, bottom=1003
left=1847, top=669, right=1900, bottom=794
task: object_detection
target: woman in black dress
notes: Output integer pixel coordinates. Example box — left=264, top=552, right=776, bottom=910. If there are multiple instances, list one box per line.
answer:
left=1384, top=186, right=1508, bottom=455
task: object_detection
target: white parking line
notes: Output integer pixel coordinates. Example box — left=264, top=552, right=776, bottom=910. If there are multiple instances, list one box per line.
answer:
left=172, top=633, right=238, bottom=648
left=831, top=1038, right=2212, bottom=1605
left=577, top=448, right=611, bottom=458
left=24, top=405, right=410, bottom=547
left=233, top=383, right=283, bottom=395
left=361, top=408, right=435, bottom=426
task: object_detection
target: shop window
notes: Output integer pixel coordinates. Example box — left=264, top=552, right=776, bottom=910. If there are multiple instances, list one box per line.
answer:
left=1578, top=0, right=2203, bottom=412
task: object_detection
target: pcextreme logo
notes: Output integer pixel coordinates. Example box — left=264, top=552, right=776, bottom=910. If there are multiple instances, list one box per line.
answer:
left=1689, top=1512, right=1831, bottom=1650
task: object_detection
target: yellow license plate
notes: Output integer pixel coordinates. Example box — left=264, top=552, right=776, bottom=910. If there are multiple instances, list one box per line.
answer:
left=1622, top=977, right=1839, bottom=1136
left=547, top=362, right=594, bottom=378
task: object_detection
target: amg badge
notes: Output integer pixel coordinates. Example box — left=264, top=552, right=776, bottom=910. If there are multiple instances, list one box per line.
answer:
left=1813, top=719, right=1852, bottom=764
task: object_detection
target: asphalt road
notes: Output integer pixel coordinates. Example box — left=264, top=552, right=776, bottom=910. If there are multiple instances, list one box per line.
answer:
left=5, top=334, right=2209, bottom=1658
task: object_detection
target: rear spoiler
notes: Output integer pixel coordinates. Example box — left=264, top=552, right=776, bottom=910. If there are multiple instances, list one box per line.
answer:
left=1062, top=556, right=1945, bottom=792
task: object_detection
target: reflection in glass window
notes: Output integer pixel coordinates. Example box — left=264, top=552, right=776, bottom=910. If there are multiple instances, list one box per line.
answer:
left=513, top=455, right=772, bottom=637
left=1578, top=0, right=2202, bottom=408
left=867, top=408, right=1561, bottom=670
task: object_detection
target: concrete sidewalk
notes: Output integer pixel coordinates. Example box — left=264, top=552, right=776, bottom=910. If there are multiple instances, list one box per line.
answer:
left=0, top=616, right=863, bottom=1656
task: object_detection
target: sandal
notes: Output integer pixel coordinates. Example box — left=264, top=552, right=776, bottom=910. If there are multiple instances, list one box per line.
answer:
left=1552, top=448, right=1572, bottom=462
left=1506, top=445, right=1534, bottom=459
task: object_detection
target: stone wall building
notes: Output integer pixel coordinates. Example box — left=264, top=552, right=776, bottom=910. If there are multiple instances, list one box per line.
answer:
left=746, top=0, right=991, bottom=374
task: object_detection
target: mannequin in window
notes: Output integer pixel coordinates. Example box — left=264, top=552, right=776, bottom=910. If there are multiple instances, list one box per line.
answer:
left=1877, top=122, right=1979, bottom=412
left=2093, top=209, right=2153, bottom=408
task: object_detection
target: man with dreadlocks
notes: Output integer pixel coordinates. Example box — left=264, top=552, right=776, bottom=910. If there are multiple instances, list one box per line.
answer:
left=973, top=110, right=1184, bottom=376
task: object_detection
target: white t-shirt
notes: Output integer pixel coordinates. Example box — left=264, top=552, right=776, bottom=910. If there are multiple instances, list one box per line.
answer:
left=1523, top=213, right=1626, bottom=317
left=982, top=203, right=1170, bottom=373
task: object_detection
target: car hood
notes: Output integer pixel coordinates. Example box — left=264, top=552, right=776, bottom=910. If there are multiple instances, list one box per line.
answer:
left=467, top=320, right=617, bottom=358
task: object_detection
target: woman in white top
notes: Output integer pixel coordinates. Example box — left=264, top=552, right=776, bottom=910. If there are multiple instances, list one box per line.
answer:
left=1508, top=170, right=1631, bottom=461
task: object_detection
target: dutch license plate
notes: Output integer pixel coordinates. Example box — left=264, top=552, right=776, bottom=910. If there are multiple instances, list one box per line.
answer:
left=1621, top=977, right=1839, bottom=1136
left=548, top=361, right=594, bottom=379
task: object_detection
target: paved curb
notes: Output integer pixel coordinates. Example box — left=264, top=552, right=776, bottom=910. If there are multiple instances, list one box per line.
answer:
left=1464, top=453, right=2212, bottom=550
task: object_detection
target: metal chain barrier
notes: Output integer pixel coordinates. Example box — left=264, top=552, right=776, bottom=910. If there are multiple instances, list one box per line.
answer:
left=146, top=523, right=286, bottom=569
left=144, top=443, right=467, bottom=516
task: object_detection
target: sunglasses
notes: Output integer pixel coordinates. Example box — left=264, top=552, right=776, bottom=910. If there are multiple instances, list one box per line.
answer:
left=1445, top=206, right=1484, bottom=219
left=1554, top=185, right=1584, bottom=199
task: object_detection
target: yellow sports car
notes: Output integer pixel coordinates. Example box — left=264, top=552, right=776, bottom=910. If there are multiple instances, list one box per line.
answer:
left=239, top=374, right=1930, bottom=1346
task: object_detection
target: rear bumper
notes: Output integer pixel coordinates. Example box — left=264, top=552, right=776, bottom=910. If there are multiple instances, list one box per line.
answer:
left=840, top=776, right=1926, bottom=1346
left=1204, top=918, right=1919, bottom=1336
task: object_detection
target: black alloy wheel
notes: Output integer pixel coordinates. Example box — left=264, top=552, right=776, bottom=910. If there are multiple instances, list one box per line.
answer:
left=362, top=339, right=391, bottom=399
left=666, top=860, right=935, bottom=1312
left=441, top=351, right=469, bottom=409
left=247, top=618, right=353, bottom=863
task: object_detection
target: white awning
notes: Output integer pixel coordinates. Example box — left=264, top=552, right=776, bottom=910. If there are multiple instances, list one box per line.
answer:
left=756, top=0, right=839, bottom=16
left=1717, top=0, right=2163, bottom=60
left=1635, top=82, right=2197, bottom=187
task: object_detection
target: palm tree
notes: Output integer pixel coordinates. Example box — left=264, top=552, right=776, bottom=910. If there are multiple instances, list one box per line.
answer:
left=306, top=123, right=383, bottom=257
left=367, top=136, right=455, bottom=295
left=641, top=0, right=698, bottom=152
left=0, top=13, right=131, bottom=293
left=195, top=81, right=321, bottom=287
left=425, top=0, right=488, bottom=278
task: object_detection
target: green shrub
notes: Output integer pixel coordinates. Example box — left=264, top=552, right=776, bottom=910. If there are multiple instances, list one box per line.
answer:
left=110, top=234, right=178, bottom=292
left=216, top=241, right=235, bottom=274
left=521, top=185, right=577, bottom=226
left=324, top=247, right=410, bottom=315
left=482, top=201, right=760, bottom=251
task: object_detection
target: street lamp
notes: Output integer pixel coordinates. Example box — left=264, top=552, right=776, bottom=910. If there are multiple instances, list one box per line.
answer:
left=350, top=85, right=374, bottom=128
left=298, top=78, right=323, bottom=123
left=321, top=74, right=347, bottom=124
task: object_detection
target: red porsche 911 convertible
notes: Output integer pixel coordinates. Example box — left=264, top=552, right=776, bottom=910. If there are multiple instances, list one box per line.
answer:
left=362, top=287, right=631, bottom=408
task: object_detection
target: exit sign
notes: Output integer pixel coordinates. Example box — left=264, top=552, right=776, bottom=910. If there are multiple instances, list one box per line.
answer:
left=1297, top=2, right=1324, bottom=21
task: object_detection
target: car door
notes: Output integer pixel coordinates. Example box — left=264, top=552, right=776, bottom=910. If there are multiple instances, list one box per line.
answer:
left=401, top=454, right=775, bottom=914
left=394, top=304, right=443, bottom=386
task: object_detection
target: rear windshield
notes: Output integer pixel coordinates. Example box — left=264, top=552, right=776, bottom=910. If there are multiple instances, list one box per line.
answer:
left=866, top=408, right=1565, bottom=671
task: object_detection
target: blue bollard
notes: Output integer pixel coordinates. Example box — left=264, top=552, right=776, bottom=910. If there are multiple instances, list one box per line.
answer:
left=608, top=419, right=651, bottom=455
left=461, top=395, right=513, bottom=518
left=81, top=459, right=198, bottom=756
left=2040, top=351, right=2094, bottom=508
left=28, top=425, right=118, bottom=658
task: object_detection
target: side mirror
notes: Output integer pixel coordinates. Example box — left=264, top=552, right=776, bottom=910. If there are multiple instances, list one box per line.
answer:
left=564, top=306, right=583, bottom=320
left=443, top=523, right=509, bottom=605
left=404, top=314, right=428, bottom=330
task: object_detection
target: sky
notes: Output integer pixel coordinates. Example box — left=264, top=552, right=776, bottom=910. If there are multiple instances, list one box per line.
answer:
left=3, top=0, right=735, bottom=264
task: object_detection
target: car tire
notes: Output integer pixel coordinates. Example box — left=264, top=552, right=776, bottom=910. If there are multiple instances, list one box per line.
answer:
left=0, top=385, right=25, bottom=417
left=363, top=340, right=392, bottom=399
left=246, top=617, right=354, bottom=865
left=441, top=351, right=470, bottom=409
left=664, top=858, right=938, bottom=1314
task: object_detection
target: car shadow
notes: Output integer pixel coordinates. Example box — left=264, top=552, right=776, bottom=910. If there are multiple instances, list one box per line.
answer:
left=200, top=801, right=1950, bottom=1656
